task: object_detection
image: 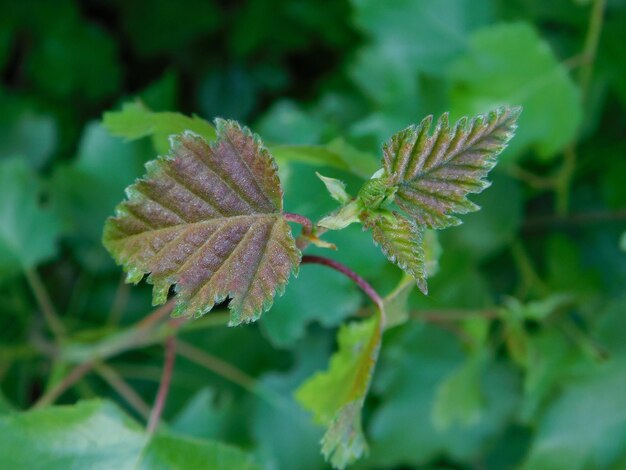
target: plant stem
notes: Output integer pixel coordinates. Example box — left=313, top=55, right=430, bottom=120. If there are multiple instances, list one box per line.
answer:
left=176, top=340, right=257, bottom=392
left=24, top=268, right=66, bottom=339
left=32, top=362, right=93, bottom=409
left=94, top=362, right=151, bottom=420
left=579, top=0, right=607, bottom=105
left=555, top=0, right=606, bottom=215
left=147, top=335, right=176, bottom=434
left=283, top=212, right=313, bottom=238
left=301, top=255, right=384, bottom=314
left=107, top=274, right=131, bottom=326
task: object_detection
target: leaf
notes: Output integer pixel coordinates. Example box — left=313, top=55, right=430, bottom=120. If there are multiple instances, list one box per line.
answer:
left=449, top=22, right=582, bottom=159
left=316, top=172, right=351, bottom=205
left=317, top=201, right=362, bottom=230
left=296, top=315, right=382, bottom=469
left=103, top=101, right=217, bottom=154
left=51, top=122, right=150, bottom=270
left=261, top=264, right=361, bottom=347
left=522, top=358, right=626, bottom=470
left=380, top=106, right=520, bottom=229
left=103, top=120, right=300, bottom=326
left=0, top=158, right=62, bottom=276
left=361, top=210, right=428, bottom=293
left=0, top=399, right=260, bottom=470
left=366, top=324, right=520, bottom=467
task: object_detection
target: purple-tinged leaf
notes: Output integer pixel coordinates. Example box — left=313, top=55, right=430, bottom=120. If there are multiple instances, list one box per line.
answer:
left=103, top=119, right=300, bottom=326
left=361, top=210, right=427, bottom=294
left=382, top=106, right=521, bottom=229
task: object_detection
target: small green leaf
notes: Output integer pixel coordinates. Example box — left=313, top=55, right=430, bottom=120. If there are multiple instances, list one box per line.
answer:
left=103, top=101, right=217, bottom=154
left=103, top=120, right=300, bottom=326
left=0, top=399, right=260, bottom=470
left=0, top=158, right=61, bottom=276
left=318, top=201, right=362, bottom=230
left=620, top=232, right=626, bottom=251
left=361, top=210, right=427, bottom=294
left=382, top=106, right=520, bottom=229
left=316, top=172, right=351, bottom=205
left=296, top=315, right=382, bottom=469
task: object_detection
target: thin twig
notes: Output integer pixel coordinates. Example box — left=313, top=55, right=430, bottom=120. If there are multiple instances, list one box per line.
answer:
left=176, top=340, right=257, bottom=392
left=579, top=0, right=607, bottom=105
left=301, top=255, right=385, bottom=319
left=524, top=208, right=626, bottom=231
left=94, top=362, right=151, bottom=420
left=32, top=362, right=93, bottom=409
left=411, top=309, right=499, bottom=322
left=107, top=274, right=131, bottom=326
left=136, top=300, right=176, bottom=330
left=147, top=336, right=177, bottom=434
left=24, top=268, right=66, bottom=339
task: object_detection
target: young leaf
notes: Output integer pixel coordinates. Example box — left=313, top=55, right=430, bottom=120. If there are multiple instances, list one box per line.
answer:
left=296, top=315, right=382, bottom=469
left=382, top=106, right=520, bottom=229
left=361, top=210, right=427, bottom=294
left=316, top=172, right=351, bottom=205
left=103, top=120, right=300, bottom=326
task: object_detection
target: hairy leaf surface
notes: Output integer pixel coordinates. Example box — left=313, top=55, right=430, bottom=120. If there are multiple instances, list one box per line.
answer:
left=382, top=106, right=520, bottom=229
left=103, top=120, right=300, bottom=325
left=296, top=316, right=382, bottom=469
left=361, top=210, right=427, bottom=294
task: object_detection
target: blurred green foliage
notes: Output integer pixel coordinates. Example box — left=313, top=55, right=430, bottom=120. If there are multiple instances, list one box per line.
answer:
left=1, top=0, right=625, bottom=468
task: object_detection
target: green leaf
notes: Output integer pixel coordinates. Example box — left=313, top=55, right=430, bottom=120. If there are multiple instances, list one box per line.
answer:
left=449, top=22, right=582, bottom=159
left=433, top=353, right=487, bottom=429
left=102, top=101, right=217, bottom=154
left=103, top=120, right=300, bottom=326
left=261, top=264, right=361, bottom=347
left=51, top=122, right=150, bottom=269
left=522, top=358, right=626, bottom=470
left=296, top=316, right=382, bottom=469
left=381, top=106, right=520, bottom=229
left=361, top=210, right=428, bottom=293
left=0, top=158, right=61, bottom=275
left=367, top=324, right=520, bottom=467
left=0, top=399, right=260, bottom=469
left=316, top=172, right=351, bottom=205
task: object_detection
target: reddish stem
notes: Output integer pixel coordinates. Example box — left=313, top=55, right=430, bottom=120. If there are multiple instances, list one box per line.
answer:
left=147, top=335, right=177, bottom=433
left=283, top=212, right=313, bottom=238
left=302, top=255, right=383, bottom=310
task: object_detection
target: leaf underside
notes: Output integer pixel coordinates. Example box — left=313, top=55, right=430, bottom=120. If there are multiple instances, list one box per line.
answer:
left=361, top=210, right=427, bottom=294
left=103, top=120, right=300, bottom=325
left=383, top=106, right=521, bottom=229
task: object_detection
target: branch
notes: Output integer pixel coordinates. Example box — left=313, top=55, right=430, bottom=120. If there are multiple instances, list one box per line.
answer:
left=32, top=362, right=93, bottom=409
left=25, top=268, right=66, bottom=339
left=147, top=335, right=177, bottom=434
left=94, top=362, right=151, bottom=420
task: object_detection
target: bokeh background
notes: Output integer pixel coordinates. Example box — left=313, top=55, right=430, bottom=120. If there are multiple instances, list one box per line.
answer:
left=1, top=0, right=626, bottom=469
